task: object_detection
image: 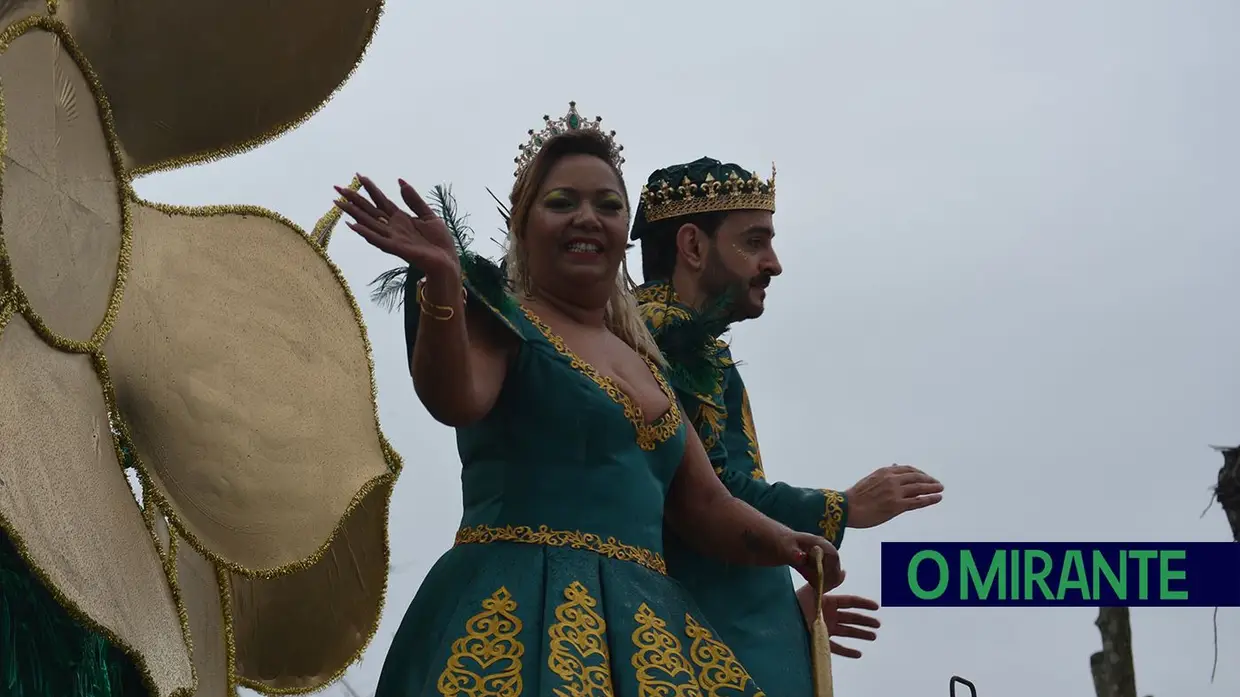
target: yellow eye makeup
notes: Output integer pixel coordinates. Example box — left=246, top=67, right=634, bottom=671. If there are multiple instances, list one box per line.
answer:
left=542, top=190, right=576, bottom=207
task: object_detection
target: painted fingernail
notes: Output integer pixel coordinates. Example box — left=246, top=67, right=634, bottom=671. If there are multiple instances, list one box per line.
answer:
left=398, top=178, right=408, bottom=187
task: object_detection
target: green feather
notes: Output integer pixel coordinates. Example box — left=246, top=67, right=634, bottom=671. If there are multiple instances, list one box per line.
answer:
left=653, top=286, right=739, bottom=396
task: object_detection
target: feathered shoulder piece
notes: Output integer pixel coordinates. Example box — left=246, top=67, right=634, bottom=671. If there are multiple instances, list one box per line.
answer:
left=636, top=280, right=735, bottom=396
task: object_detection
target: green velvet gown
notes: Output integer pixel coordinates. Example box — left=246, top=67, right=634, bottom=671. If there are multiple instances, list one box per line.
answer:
left=637, top=279, right=849, bottom=697
left=0, top=530, right=147, bottom=697
left=377, top=266, right=767, bottom=696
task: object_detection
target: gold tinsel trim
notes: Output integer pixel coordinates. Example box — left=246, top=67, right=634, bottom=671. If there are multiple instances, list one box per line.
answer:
left=123, top=192, right=402, bottom=693
left=312, top=175, right=361, bottom=248
left=234, top=485, right=395, bottom=695
left=217, top=566, right=239, bottom=694
left=0, top=11, right=402, bottom=695
left=0, top=347, right=200, bottom=697
left=0, top=15, right=197, bottom=697
left=0, top=15, right=133, bottom=355
left=130, top=2, right=385, bottom=177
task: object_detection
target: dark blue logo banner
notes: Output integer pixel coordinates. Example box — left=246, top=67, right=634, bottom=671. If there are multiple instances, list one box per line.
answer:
left=880, top=542, right=1240, bottom=607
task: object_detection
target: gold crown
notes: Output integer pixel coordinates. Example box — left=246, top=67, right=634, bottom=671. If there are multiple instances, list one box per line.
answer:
left=513, top=101, right=625, bottom=177
left=639, top=164, right=775, bottom=223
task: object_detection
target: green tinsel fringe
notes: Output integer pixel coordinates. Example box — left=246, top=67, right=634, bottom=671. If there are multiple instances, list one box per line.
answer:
left=0, top=530, right=147, bottom=697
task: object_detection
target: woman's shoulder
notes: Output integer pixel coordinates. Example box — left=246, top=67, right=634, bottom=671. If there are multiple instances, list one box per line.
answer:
left=401, top=253, right=530, bottom=370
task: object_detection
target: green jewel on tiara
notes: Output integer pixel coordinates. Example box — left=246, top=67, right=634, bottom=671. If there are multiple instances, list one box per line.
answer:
left=513, top=101, right=625, bottom=177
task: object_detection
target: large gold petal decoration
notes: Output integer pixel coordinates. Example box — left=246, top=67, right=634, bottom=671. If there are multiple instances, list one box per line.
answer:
left=57, top=0, right=384, bottom=174
left=106, top=198, right=394, bottom=573
left=229, top=480, right=392, bottom=692
left=0, top=309, right=194, bottom=697
left=154, top=511, right=232, bottom=696
left=104, top=199, right=397, bottom=692
left=0, top=18, right=124, bottom=346
left=0, top=6, right=398, bottom=694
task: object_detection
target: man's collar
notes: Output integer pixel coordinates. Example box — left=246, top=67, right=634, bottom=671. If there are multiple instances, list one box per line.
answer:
left=636, top=279, right=733, bottom=340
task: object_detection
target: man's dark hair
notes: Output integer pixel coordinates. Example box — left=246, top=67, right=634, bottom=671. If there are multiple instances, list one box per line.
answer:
left=639, top=211, right=728, bottom=281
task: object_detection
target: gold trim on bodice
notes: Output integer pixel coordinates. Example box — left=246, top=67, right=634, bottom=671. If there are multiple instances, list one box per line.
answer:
left=455, top=524, right=667, bottom=575
left=519, top=306, right=682, bottom=451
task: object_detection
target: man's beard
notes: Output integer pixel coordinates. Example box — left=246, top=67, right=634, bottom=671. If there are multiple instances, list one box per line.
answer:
left=701, top=248, right=766, bottom=322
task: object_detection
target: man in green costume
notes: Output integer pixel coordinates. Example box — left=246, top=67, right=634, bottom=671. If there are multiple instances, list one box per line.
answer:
left=633, top=156, right=945, bottom=693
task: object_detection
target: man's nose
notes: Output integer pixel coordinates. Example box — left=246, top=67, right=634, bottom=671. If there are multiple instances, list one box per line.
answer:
left=763, top=251, right=783, bottom=277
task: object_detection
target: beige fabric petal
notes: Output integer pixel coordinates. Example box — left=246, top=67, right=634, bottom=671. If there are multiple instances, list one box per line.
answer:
left=103, top=199, right=393, bottom=575
left=58, top=0, right=383, bottom=173
left=0, top=310, right=193, bottom=697
left=166, top=517, right=231, bottom=697
left=150, top=457, right=391, bottom=693
left=231, top=480, right=392, bottom=692
left=0, top=25, right=123, bottom=345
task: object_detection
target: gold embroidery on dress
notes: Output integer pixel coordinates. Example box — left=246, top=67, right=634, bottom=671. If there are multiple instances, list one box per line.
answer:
left=437, top=587, right=525, bottom=697
left=455, top=524, right=667, bottom=575
left=547, top=581, right=614, bottom=696
left=821, top=490, right=846, bottom=545
left=738, top=388, right=766, bottom=481
left=630, top=604, right=701, bottom=697
left=520, top=306, right=682, bottom=450
left=684, top=614, right=764, bottom=696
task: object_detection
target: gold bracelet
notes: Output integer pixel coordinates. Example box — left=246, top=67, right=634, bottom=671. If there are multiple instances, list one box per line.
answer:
left=416, top=277, right=466, bottom=321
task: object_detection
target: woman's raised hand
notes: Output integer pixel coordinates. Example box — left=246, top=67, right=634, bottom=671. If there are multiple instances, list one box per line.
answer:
left=334, top=176, right=460, bottom=278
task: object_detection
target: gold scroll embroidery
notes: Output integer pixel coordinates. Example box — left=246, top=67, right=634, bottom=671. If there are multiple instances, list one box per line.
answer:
left=821, top=490, right=846, bottom=545
left=521, top=306, right=682, bottom=450
left=547, top=581, right=614, bottom=696
left=631, top=604, right=701, bottom=697
left=684, top=614, right=765, bottom=697
left=455, top=524, right=667, bottom=575
left=738, top=388, right=765, bottom=481
left=437, top=587, right=524, bottom=697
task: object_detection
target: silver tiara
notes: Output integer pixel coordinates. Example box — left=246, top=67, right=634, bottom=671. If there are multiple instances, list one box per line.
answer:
left=513, top=101, right=625, bottom=177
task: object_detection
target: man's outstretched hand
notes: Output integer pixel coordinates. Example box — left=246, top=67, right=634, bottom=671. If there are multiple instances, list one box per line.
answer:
left=844, top=464, right=943, bottom=529
left=795, top=585, right=881, bottom=659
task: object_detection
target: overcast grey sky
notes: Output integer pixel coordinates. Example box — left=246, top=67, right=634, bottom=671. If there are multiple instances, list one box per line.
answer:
left=132, top=1, right=1239, bottom=694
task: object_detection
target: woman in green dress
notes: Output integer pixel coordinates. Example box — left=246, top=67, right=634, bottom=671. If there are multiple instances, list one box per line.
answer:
left=334, top=126, right=843, bottom=696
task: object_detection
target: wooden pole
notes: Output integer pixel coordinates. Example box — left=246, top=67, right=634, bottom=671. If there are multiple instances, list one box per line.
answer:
left=1090, top=607, right=1137, bottom=697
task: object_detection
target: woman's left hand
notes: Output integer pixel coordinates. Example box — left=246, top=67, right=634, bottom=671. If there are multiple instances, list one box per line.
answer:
left=795, top=586, right=881, bottom=658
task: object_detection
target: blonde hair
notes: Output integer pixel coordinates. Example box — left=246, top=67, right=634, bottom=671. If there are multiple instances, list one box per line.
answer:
left=506, top=131, right=664, bottom=364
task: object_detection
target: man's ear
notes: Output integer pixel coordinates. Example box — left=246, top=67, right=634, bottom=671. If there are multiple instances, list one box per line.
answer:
left=675, top=223, right=709, bottom=271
